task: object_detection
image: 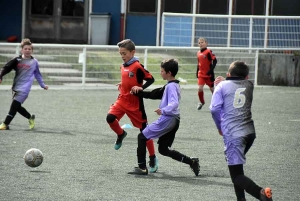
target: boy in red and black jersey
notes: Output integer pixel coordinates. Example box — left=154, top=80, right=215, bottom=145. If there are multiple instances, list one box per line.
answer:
left=106, top=39, right=158, bottom=173
left=196, top=37, right=217, bottom=110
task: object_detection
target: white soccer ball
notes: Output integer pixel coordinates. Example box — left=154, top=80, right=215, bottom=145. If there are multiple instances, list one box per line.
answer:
left=24, top=148, right=44, bottom=168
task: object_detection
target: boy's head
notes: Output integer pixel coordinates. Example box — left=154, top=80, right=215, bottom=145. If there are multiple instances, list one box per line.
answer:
left=20, top=38, right=33, bottom=59
left=160, top=59, right=178, bottom=80
left=198, top=37, right=208, bottom=49
left=117, top=39, right=135, bottom=63
left=227, top=61, right=249, bottom=79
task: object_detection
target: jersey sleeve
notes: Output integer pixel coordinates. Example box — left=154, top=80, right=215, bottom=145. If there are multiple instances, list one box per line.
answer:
left=208, top=50, right=216, bottom=61
left=33, top=59, right=46, bottom=88
left=137, top=65, right=154, bottom=89
left=0, top=57, right=18, bottom=80
left=210, top=84, right=223, bottom=131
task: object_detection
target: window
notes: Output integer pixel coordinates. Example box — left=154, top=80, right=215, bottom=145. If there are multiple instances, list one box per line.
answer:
left=164, top=0, right=192, bottom=13
left=235, top=0, right=265, bottom=15
left=128, top=0, right=156, bottom=13
left=31, top=0, right=53, bottom=15
left=199, top=0, right=228, bottom=14
left=62, top=0, right=84, bottom=16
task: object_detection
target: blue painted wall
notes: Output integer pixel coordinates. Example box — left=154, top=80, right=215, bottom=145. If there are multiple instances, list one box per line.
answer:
left=0, top=1, right=22, bottom=42
left=92, top=0, right=121, bottom=45
left=125, top=15, right=157, bottom=46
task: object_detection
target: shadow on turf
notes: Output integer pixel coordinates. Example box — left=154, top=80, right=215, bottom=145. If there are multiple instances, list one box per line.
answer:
left=29, top=170, right=51, bottom=173
left=127, top=172, right=232, bottom=187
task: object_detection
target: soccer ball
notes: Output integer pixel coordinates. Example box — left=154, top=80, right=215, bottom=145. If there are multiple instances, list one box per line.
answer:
left=24, top=148, right=43, bottom=168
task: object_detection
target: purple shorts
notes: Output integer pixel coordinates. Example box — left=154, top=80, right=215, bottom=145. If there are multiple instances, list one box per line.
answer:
left=224, top=137, right=247, bottom=165
left=13, top=91, right=29, bottom=104
left=143, top=115, right=178, bottom=140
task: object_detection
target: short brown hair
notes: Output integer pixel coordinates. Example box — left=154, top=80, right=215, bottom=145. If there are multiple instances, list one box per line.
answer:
left=117, top=39, right=135, bottom=51
left=228, top=61, right=249, bottom=78
left=21, top=38, right=32, bottom=49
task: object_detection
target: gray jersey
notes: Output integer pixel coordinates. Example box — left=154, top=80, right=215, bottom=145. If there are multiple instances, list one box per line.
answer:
left=210, top=78, right=255, bottom=143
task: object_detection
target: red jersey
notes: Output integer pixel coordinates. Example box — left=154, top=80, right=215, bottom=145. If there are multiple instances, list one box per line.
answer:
left=117, top=61, right=153, bottom=111
left=197, top=48, right=216, bottom=78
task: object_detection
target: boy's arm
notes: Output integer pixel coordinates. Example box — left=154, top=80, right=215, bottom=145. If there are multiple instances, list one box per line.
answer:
left=33, top=61, right=47, bottom=89
left=207, top=58, right=217, bottom=76
left=0, top=57, right=18, bottom=82
left=141, top=85, right=165, bottom=100
left=209, top=85, right=223, bottom=131
left=142, top=76, right=155, bottom=90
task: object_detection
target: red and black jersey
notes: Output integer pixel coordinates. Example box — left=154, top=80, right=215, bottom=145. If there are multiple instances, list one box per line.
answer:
left=117, top=60, right=154, bottom=111
left=197, top=48, right=216, bottom=78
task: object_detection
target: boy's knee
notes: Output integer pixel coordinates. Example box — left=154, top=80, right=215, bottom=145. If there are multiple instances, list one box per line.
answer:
left=106, top=114, right=116, bottom=123
left=158, top=145, right=169, bottom=156
left=138, top=132, right=147, bottom=141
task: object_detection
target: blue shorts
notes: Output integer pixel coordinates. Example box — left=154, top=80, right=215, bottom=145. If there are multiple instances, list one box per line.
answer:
left=224, top=134, right=255, bottom=165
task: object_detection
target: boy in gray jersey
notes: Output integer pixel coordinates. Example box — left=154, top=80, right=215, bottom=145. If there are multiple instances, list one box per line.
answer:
left=128, top=59, right=200, bottom=176
left=210, top=61, right=273, bottom=201
left=0, top=38, right=48, bottom=130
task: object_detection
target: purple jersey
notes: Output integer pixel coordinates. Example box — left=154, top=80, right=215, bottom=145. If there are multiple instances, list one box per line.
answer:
left=210, top=78, right=255, bottom=143
left=0, top=56, right=45, bottom=94
left=143, top=81, right=180, bottom=139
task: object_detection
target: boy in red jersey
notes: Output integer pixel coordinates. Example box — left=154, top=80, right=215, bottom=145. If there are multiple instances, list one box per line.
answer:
left=196, top=37, right=217, bottom=110
left=106, top=39, right=158, bottom=173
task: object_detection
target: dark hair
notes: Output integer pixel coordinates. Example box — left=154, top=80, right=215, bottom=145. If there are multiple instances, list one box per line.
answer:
left=117, top=39, right=135, bottom=51
left=21, top=38, right=32, bottom=49
left=161, top=59, right=178, bottom=77
left=228, top=61, right=249, bottom=78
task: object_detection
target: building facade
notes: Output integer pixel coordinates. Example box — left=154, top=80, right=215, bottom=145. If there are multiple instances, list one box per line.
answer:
left=1, top=0, right=300, bottom=46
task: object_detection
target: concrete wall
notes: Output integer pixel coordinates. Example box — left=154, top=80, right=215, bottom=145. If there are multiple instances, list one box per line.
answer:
left=258, top=54, right=300, bottom=86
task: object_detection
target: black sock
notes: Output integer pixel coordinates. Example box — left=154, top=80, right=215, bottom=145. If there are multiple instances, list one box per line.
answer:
left=18, top=106, right=31, bottom=119
left=137, top=133, right=147, bottom=169
left=229, top=165, right=262, bottom=200
left=4, top=100, right=22, bottom=125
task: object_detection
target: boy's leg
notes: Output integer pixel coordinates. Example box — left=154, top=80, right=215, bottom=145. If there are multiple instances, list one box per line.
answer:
left=17, top=106, right=35, bottom=129
left=1, top=100, right=22, bottom=130
left=106, top=105, right=126, bottom=150
left=128, top=132, right=148, bottom=175
left=229, top=164, right=266, bottom=200
left=226, top=136, right=272, bottom=200
left=157, top=119, right=200, bottom=176
left=197, top=78, right=205, bottom=110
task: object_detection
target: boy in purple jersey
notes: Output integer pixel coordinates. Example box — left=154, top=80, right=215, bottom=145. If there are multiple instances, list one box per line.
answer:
left=210, top=61, right=273, bottom=201
left=128, top=59, right=200, bottom=176
left=0, top=38, right=48, bottom=130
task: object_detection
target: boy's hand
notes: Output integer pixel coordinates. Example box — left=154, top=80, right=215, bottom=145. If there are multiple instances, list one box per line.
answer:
left=218, top=130, right=223, bottom=136
left=214, top=76, right=225, bottom=86
left=116, top=82, right=121, bottom=90
left=154, top=108, right=162, bottom=115
left=44, top=85, right=49, bottom=90
left=130, top=86, right=143, bottom=94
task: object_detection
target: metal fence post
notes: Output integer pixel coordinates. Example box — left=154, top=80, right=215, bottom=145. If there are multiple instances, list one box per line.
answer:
left=82, top=47, right=87, bottom=86
left=144, top=48, right=148, bottom=69
left=254, top=49, right=259, bottom=86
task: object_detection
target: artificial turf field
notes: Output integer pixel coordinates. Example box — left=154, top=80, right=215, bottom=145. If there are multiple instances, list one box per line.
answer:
left=0, top=85, right=299, bottom=201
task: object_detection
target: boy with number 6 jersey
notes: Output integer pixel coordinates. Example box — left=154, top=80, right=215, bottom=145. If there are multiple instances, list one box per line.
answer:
left=210, top=61, right=273, bottom=201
